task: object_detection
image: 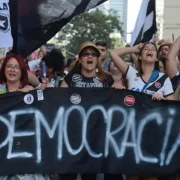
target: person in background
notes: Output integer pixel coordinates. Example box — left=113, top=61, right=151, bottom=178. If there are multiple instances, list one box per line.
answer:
left=40, top=49, right=65, bottom=87
left=38, top=45, right=47, bottom=58
left=166, top=36, right=180, bottom=90
left=63, top=57, right=76, bottom=75
left=157, top=40, right=172, bottom=72
left=108, top=60, right=125, bottom=89
left=0, top=54, right=5, bottom=70
left=95, top=40, right=110, bottom=70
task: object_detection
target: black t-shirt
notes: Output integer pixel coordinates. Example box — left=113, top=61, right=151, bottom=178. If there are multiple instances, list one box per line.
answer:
left=171, top=72, right=180, bottom=90
left=64, top=70, right=114, bottom=88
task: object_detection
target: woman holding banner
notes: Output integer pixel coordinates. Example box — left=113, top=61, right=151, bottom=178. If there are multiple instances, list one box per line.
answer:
left=110, top=42, right=175, bottom=180
left=61, top=41, right=123, bottom=180
left=0, top=54, right=50, bottom=180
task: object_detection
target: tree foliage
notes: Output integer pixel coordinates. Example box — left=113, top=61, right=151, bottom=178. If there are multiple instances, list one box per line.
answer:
left=57, top=9, right=122, bottom=56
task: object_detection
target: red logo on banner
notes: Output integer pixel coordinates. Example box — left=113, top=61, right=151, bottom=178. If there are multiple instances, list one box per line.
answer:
left=124, top=95, right=135, bottom=106
left=155, top=82, right=161, bottom=89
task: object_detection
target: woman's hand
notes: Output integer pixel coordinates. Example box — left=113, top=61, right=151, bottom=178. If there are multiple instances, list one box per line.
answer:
left=41, top=78, right=48, bottom=90
left=18, top=86, right=34, bottom=93
left=157, top=39, right=173, bottom=46
left=152, top=93, right=165, bottom=101
left=112, top=82, right=125, bottom=90
left=132, top=43, right=143, bottom=53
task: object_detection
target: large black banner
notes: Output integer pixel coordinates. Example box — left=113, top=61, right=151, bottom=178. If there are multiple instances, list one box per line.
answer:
left=0, top=88, right=180, bottom=176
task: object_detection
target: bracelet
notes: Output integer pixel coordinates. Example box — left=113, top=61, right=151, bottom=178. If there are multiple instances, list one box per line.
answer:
left=35, top=83, right=41, bottom=90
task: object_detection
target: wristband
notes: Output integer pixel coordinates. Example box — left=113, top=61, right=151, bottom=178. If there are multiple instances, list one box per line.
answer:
left=35, top=83, right=41, bottom=90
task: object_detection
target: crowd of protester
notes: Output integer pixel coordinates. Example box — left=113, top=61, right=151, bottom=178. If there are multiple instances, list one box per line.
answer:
left=0, top=36, right=180, bottom=180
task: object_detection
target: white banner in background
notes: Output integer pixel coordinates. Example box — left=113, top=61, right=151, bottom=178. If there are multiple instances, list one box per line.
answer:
left=0, top=0, right=13, bottom=48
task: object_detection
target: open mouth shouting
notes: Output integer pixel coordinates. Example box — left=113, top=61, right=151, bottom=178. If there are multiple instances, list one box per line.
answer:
left=146, top=52, right=153, bottom=57
left=87, top=60, right=93, bottom=65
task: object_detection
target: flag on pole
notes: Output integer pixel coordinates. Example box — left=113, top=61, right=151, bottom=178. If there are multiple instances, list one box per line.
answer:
left=9, top=0, right=107, bottom=58
left=130, top=0, right=157, bottom=46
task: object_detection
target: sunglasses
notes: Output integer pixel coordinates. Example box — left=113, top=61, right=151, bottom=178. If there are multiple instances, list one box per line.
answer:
left=81, top=52, right=98, bottom=57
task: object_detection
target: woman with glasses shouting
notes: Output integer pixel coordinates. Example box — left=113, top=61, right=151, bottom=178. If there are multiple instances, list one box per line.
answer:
left=0, top=54, right=34, bottom=94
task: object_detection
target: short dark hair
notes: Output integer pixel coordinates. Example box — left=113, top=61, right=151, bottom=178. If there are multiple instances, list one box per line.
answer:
left=42, top=49, right=65, bottom=73
left=66, top=58, right=75, bottom=68
left=95, top=40, right=107, bottom=48
left=158, top=44, right=171, bottom=54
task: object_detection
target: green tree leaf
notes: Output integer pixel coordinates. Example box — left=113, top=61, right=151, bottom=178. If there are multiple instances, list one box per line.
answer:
left=56, top=9, right=122, bottom=57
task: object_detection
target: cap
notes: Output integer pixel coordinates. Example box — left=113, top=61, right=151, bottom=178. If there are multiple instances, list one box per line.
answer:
left=78, top=41, right=100, bottom=57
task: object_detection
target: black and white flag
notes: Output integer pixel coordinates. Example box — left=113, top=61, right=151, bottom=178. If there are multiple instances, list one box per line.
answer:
left=9, top=0, right=107, bottom=58
left=130, top=0, right=157, bottom=46
left=0, top=0, right=13, bottom=48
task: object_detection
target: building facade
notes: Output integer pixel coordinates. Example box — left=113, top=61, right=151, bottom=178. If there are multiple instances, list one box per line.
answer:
left=156, top=0, right=164, bottom=39
left=163, top=0, right=180, bottom=40
left=109, top=0, right=128, bottom=39
left=155, top=0, right=180, bottom=40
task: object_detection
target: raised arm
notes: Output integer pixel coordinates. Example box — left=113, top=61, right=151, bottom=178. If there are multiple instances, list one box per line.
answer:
left=110, top=44, right=142, bottom=75
left=125, top=43, right=138, bottom=68
left=28, top=71, right=40, bottom=87
left=166, top=37, right=180, bottom=78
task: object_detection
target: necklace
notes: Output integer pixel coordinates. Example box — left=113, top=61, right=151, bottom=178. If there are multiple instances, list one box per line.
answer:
left=6, top=84, right=21, bottom=92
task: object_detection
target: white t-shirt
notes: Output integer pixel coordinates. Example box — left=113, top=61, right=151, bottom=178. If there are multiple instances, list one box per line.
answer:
left=126, top=66, right=174, bottom=97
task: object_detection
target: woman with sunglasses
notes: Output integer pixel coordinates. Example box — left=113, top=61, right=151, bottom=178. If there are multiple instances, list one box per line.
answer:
left=60, top=41, right=114, bottom=88
left=0, top=54, right=34, bottom=93
left=61, top=41, right=123, bottom=180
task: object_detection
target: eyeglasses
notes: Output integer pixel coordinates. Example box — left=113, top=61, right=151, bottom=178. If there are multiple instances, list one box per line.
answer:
left=6, top=64, right=21, bottom=72
left=81, top=52, right=98, bottom=57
